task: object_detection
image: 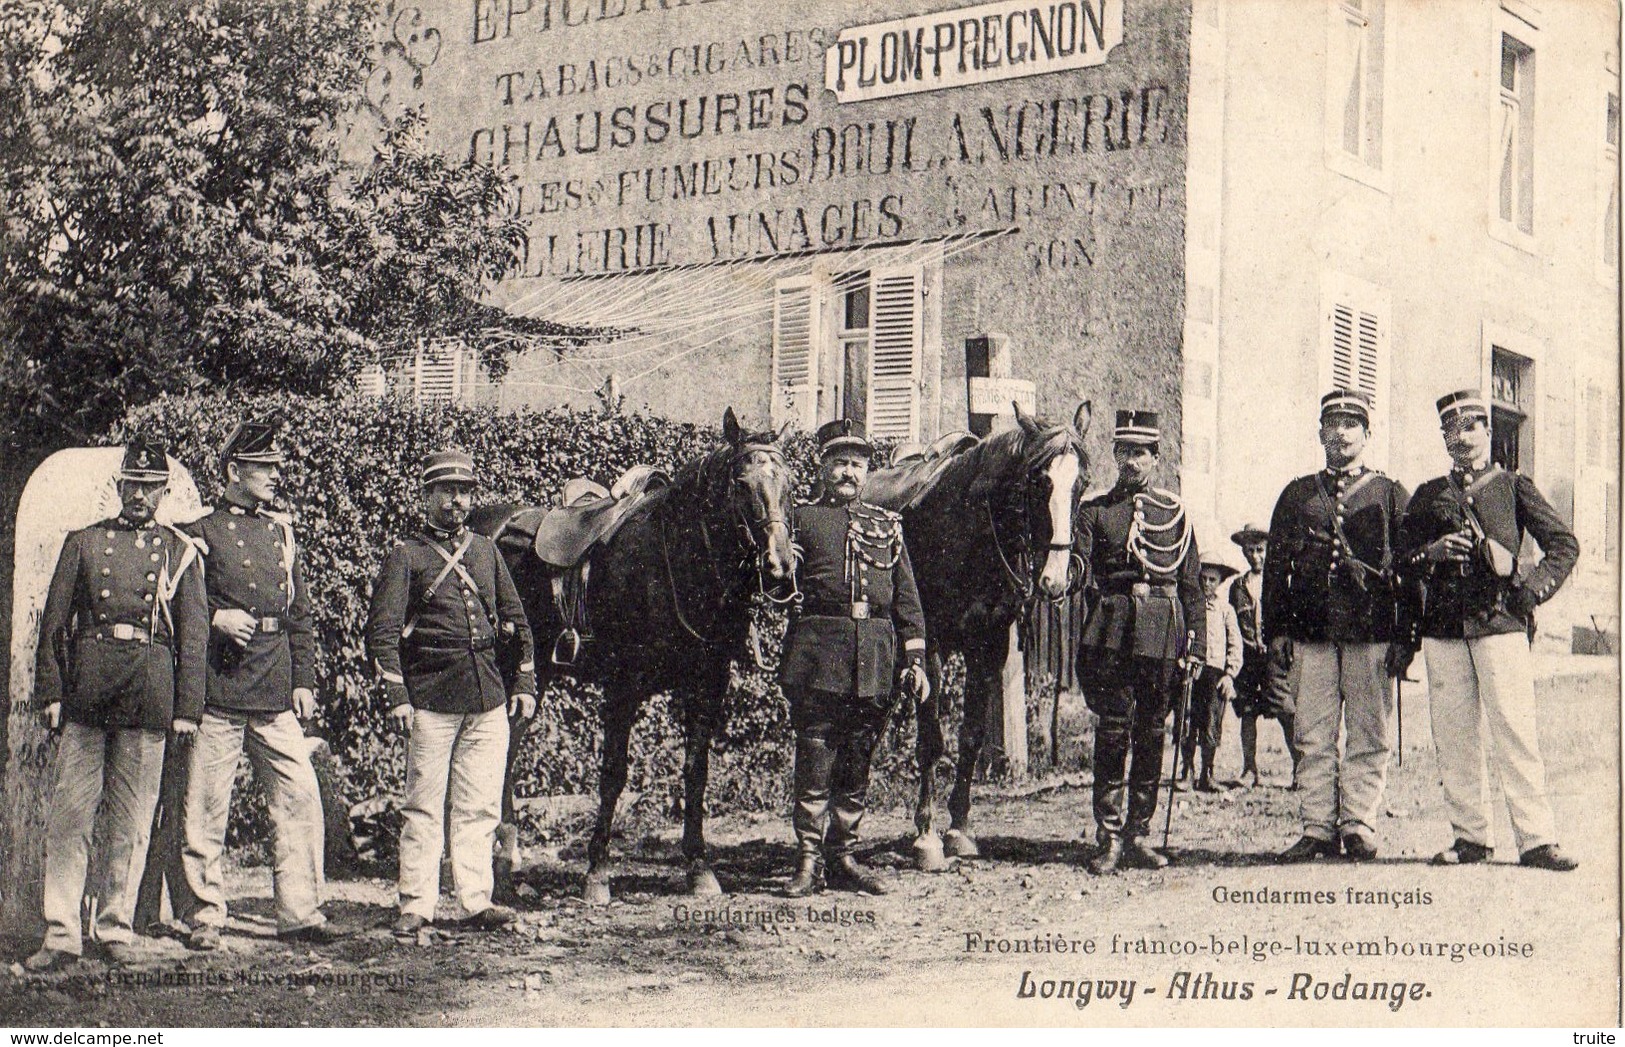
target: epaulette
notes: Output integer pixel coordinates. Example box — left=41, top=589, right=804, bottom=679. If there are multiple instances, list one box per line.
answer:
left=857, top=502, right=902, bottom=522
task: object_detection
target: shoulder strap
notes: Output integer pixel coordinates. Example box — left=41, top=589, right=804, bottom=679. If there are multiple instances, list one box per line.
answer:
left=402, top=533, right=476, bottom=640
left=154, top=527, right=203, bottom=640
left=258, top=509, right=298, bottom=610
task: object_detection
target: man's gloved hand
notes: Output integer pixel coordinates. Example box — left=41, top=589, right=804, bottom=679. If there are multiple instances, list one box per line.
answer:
left=1383, top=642, right=1416, bottom=679
left=899, top=663, right=930, bottom=704
left=1217, top=674, right=1236, bottom=702
left=389, top=703, right=414, bottom=733
left=291, top=687, right=317, bottom=720
left=1506, top=585, right=1539, bottom=620
left=508, top=692, right=537, bottom=719
left=40, top=702, right=62, bottom=732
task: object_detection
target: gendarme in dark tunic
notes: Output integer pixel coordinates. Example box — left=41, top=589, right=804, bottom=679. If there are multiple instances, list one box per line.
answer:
left=780, top=501, right=926, bottom=699
left=1262, top=465, right=1412, bottom=647
left=185, top=502, right=315, bottom=712
left=366, top=526, right=537, bottom=712
left=1399, top=464, right=1578, bottom=638
left=37, top=512, right=208, bottom=730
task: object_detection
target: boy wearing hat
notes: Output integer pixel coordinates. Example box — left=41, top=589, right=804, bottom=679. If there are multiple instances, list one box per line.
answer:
left=179, top=421, right=339, bottom=949
left=780, top=419, right=929, bottom=897
left=1264, top=390, right=1412, bottom=863
left=1182, top=561, right=1242, bottom=793
left=1075, top=410, right=1204, bottom=873
left=1398, top=390, right=1579, bottom=871
left=1228, top=522, right=1299, bottom=788
left=27, top=440, right=208, bottom=970
left=367, top=450, right=537, bottom=933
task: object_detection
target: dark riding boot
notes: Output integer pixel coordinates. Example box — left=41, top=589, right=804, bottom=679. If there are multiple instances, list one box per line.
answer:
left=1091, top=715, right=1132, bottom=840
left=1088, top=837, right=1124, bottom=875
left=1123, top=837, right=1170, bottom=869
left=825, top=719, right=882, bottom=856
left=792, top=728, right=837, bottom=855
left=825, top=854, right=887, bottom=895
left=784, top=854, right=822, bottom=897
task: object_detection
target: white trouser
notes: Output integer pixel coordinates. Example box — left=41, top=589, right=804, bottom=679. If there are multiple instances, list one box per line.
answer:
left=1292, top=642, right=1393, bottom=842
left=397, top=706, right=508, bottom=920
left=183, top=709, right=326, bottom=933
left=1423, top=632, right=1555, bottom=853
left=42, top=723, right=165, bottom=954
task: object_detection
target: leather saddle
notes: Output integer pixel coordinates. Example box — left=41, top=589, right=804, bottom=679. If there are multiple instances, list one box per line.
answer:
left=864, top=431, right=980, bottom=512
left=532, top=464, right=669, bottom=569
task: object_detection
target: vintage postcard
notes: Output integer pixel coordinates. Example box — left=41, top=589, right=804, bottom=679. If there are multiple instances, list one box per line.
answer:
left=0, top=0, right=1619, bottom=1030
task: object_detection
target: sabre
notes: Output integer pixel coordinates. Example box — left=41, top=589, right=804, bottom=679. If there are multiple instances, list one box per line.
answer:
left=1162, top=629, right=1198, bottom=851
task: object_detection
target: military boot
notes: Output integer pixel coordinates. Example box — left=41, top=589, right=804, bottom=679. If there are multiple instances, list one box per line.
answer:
left=825, top=854, right=888, bottom=895
left=1087, top=837, right=1124, bottom=875
left=1123, top=837, right=1170, bottom=869
left=784, top=854, right=822, bottom=898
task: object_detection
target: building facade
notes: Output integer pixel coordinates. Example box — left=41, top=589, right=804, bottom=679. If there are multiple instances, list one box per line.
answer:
left=377, top=0, right=1619, bottom=648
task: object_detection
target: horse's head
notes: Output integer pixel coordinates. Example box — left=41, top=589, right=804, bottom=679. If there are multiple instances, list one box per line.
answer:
left=717, top=407, right=797, bottom=588
left=1013, top=399, right=1093, bottom=600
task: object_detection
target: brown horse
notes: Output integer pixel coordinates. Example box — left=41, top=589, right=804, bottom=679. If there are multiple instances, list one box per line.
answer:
left=472, top=409, right=797, bottom=903
left=866, top=401, right=1091, bottom=866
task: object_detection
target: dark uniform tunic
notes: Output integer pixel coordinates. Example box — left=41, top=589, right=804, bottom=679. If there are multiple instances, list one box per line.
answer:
left=1075, top=483, right=1203, bottom=842
left=1398, top=465, right=1578, bottom=638
left=366, top=526, right=537, bottom=712
left=780, top=501, right=926, bottom=702
left=185, top=502, right=315, bottom=712
left=780, top=497, right=926, bottom=859
left=36, top=516, right=207, bottom=730
left=1262, top=466, right=1412, bottom=646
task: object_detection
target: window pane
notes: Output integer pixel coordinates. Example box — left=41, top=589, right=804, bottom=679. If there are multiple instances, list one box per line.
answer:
left=1500, top=36, right=1519, bottom=91
left=844, top=283, right=870, bottom=331
left=1491, top=406, right=1522, bottom=471
left=1499, top=100, right=1518, bottom=223
left=1342, top=19, right=1364, bottom=156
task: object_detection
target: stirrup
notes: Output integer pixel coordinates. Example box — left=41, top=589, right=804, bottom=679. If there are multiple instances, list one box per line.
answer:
left=551, top=627, right=582, bottom=667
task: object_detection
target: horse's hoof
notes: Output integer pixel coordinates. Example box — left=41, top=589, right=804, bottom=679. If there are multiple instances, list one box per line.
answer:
left=583, top=874, right=612, bottom=906
left=687, top=864, right=724, bottom=897
left=943, top=829, right=981, bottom=859
left=912, top=833, right=948, bottom=872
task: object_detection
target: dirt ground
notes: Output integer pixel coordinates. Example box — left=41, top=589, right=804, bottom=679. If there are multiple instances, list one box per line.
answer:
left=3, top=660, right=1619, bottom=1028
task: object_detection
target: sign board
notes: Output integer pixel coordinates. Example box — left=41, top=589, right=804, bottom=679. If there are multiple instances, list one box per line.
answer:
left=825, top=0, right=1124, bottom=104
left=968, top=376, right=1037, bottom=415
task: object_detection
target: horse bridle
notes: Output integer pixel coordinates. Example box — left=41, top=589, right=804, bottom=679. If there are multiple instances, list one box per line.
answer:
left=660, top=442, right=798, bottom=653
left=988, top=433, right=1087, bottom=605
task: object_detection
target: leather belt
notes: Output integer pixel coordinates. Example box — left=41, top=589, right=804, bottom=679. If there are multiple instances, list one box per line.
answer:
left=409, top=636, right=497, bottom=655
left=85, top=624, right=167, bottom=646
left=803, top=600, right=873, bottom=620
left=256, top=616, right=283, bottom=634
left=1099, top=576, right=1178, bottom=598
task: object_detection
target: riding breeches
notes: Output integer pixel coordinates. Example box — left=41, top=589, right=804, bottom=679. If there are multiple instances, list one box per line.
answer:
left=1083, top=653, right=1176, bottom=842
left=788, top=688, right=889, bottom=858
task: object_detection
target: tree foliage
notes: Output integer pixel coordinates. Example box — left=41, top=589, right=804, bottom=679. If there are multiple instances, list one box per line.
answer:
left=0, top=0, right=556, bottom=454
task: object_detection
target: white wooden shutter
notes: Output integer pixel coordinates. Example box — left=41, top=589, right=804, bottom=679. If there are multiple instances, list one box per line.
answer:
left=1321, top=273, right=1391, bottom=468
left=771, top=277, right=819, bottom=430
left=865, top=266, right=923, bottom=441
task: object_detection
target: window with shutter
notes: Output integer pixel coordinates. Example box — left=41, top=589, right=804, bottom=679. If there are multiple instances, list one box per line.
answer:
left=770, top=277, right=819, bottom=431
left=866, top=267, right=923, bottom=441
left=414, top=341, right=464, bottom=404
left=1321, top=273, right=1391, bottom=468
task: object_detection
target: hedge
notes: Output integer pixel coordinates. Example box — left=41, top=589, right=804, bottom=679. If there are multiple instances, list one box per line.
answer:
left=111, top=392, right=994, bottom=851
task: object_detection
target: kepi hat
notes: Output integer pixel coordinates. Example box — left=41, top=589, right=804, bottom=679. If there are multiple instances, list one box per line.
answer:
left=421, top=449, right=479, bottom=487
left=1436, top=389, right=1490, bottom=427
left=1320, top=388, right=1372, bottom=427
left=118, top=439, right=170, bottom=483
left=220, top=420, right=285, bottom=466
left=815, top=418, right=872, bottom=458
left=1112, top=410, right=1160, bottom=446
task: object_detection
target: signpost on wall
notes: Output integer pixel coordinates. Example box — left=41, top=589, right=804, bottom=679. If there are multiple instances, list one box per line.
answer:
left=964, top=334, right=1029, bottom=777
